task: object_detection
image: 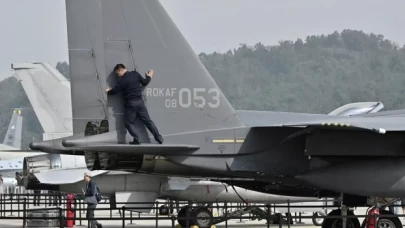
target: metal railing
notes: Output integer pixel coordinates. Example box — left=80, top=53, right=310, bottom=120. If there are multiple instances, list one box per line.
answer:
left=0, top=193, right=404, bottom=228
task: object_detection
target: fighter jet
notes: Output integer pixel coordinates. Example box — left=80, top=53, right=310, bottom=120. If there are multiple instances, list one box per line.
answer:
left=14, top=1, right=405, bottom=228
left=9, top=62, right=335, bottom=227
left=0, top=108, right=44, bottom=163
left=0, top=109, right=25, bottom=178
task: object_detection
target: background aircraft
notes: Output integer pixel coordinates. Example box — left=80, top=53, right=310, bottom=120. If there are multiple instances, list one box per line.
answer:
left=0, top=109, right=24, bottom=190
left=2, top=109, right=22, bottom=149
left=0, top=108, right=25, bottom=177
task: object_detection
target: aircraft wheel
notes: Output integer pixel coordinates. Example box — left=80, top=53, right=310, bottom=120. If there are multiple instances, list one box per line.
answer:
left=322, top=209, right=360, bottom=228
left=191, top=207, right=213, bottom=228
left=271, top=213, right=293, bottom=225
left=313, top=211, right=326, bottom=226
left=159, top=205, right=173, bottom=215
left=177, top=206, right=193, bottom=228
left=361, top=210, right=402, bottom=228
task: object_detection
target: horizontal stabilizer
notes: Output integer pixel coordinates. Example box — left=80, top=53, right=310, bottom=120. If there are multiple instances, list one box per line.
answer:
left=62, top=143, right=199, bottom=156
left=0, top=149, right=40, bottom=153
left=0, top=144, right=20, bottom=151
left=0, top=149, right=83, bottom=156
left=28, top=133, right=86, bottom=155
left=34, top=168, right=108, bottom=184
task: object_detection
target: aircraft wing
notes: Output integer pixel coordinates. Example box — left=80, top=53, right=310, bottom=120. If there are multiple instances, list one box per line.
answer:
left=237, top=102, right=385, bottom=127
left=0, top=144, right=20, bottom=151
left=236, top=110, right=332, bottom=127
left=280, top=115, right=405, bottom=133
left=360, top=108, right=405, bottom=117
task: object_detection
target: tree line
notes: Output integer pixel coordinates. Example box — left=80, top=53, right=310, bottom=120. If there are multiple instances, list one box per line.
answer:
left=1, top=29, right=405, bottom=148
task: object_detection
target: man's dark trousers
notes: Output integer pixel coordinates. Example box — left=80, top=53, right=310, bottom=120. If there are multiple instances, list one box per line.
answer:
left=87, top=203, right=101, bottom=228
left=124, top=99, right=163, bottom=143
left=33, top=190, right=40, bottom=206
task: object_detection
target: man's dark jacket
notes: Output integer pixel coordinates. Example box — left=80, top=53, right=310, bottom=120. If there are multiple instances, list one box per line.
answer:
left=107, top=71, right=151, bottom=102
left=85, top=180, right=96, bottom=198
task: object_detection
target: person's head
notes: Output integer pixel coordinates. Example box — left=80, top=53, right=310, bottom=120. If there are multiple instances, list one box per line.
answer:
left=84, top=172, right=91, bottom=183
left=114, top=64, right=127, bottom=77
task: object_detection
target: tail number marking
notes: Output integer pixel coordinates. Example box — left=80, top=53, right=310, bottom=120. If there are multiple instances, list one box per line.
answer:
left=147, top=88, right=220, bottom=109
left=178, top=88, right=220, bottom=109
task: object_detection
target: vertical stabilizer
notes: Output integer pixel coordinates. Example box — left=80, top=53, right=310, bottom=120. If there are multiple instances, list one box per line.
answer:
left=3, top=109, right=23, bottom=149
left=65, top=0, right=244, bottom=139
left=12, top=62, right=73, bottom=140
left=102, top=0, right=244, bottom=136
left=66, top=0, right=108, bottom=134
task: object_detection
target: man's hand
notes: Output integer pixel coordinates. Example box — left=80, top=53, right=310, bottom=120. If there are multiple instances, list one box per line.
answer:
left=146, top=69, right=154, bottom=77
left=105, top=87, right=110, bottom=94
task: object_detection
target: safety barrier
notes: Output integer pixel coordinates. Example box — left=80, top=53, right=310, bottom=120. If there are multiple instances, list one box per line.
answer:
left=0, top=193, right=404, bottom=228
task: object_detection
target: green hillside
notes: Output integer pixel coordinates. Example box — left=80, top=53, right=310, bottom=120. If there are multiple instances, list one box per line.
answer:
left=1, top=29, right=404, bottom=148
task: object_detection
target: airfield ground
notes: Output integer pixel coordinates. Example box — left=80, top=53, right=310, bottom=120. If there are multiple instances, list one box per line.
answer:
left=1, top=206, right=402, bottom=228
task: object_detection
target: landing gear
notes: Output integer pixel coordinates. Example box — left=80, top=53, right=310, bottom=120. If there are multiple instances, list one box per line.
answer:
left=177, top=206, right=193, bottom=228
left=322, top=209, right=403, bottom=228
left=271, top=213, right=294, bottom=225
left=361, top=209, right=402, bottom=228
left=191, top=207, right=214, bottom=228
left=313, top=211, right=326, bottom=226
left=322, top=209, right=360, bottom=228
left=159, top=205, right=173, bottom=216
left=177, top=206, right=214, bottom=228
left=376, top=210, right=402, bottom=228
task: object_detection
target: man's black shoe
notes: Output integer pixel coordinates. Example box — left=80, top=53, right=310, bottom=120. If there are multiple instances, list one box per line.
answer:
left=129, top=139, right=141, bottom=145
left=156, top=136, right=164, bottom=144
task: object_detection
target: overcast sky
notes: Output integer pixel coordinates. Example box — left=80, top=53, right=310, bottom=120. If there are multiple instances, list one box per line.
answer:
left=1, top=0, right=404, bottom=80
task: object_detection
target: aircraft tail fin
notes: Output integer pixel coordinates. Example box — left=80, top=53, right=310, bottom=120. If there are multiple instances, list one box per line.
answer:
left=12, top=62, right=73, bottom=140
left=3, top=109, right=23, bottom=149
left=65, top=0, right=243, bottom=141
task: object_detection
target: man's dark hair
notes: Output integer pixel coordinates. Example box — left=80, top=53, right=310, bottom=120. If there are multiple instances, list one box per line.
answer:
left=114, top=64, right=126, bottom=72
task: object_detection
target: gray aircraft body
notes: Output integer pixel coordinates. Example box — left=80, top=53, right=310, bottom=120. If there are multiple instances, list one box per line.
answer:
left=16, top=1, right=405, bottom=228
left=12, top=63, right=383, bottom=195
left=9, top=62, right=334, bottom=227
